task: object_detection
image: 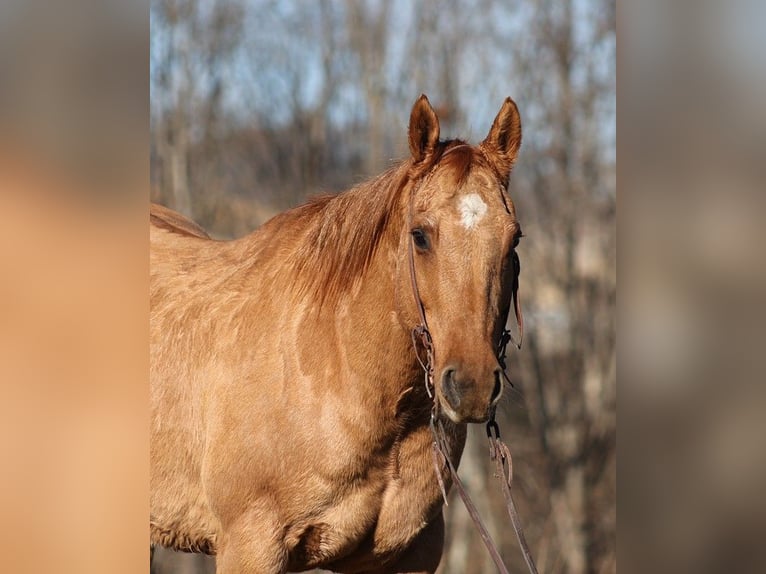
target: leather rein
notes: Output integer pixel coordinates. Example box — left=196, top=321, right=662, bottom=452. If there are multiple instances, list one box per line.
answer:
left=407, top=178, right=538, bottom=574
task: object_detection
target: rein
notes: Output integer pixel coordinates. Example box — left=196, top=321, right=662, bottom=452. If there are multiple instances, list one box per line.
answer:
left=407, top=183, right=537, bottom=574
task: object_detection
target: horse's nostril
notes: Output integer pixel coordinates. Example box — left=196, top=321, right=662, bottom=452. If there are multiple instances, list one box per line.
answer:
left=491, top=369, right=503, bottom=404
left=440, top=367, right=460, bottom=409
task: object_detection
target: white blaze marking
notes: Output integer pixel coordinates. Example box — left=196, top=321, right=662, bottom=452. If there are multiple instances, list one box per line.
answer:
left=458, top=194, right=488, bottom=229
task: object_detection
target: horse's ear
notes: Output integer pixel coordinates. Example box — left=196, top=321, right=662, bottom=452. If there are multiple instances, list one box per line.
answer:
left=408, top=94, right=440, bottom=163
left=481, top=97, right=522, bottom=183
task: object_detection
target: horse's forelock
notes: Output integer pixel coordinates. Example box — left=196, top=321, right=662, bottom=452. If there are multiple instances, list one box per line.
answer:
left=435, top=141, right=478, bottom=187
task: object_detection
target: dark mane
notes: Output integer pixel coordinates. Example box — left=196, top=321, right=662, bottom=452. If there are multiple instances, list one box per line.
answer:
left=287, top=139, right=475, bottom=307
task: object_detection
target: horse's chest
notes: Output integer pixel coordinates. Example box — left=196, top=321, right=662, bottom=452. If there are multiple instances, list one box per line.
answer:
left=291, top=424, right=463, bottom=571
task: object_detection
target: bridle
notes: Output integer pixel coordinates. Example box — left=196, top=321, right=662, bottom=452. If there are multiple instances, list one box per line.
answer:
left=406, top=171, right=538, bottom=574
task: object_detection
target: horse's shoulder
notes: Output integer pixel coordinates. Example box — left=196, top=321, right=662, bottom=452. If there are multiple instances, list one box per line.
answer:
left=150, top=203, right=211, bottom=240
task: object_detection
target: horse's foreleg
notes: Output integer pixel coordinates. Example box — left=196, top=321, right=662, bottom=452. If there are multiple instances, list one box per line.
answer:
left=367, top=512, right=445, bottom=574
left=215, top=508, right=288, bottom=574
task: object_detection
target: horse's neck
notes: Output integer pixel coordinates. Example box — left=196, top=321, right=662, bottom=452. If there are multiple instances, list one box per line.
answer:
left=308, top=246, right=426, bottom=426
left=233, top=188, right=428, bottom=424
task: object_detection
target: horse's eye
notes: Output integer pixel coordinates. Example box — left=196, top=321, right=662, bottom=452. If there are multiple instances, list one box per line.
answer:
left=411, top=228, right=430, bottom=250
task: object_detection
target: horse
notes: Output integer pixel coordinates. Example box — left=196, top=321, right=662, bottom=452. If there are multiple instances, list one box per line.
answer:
left=150, top=94, right=524, bottom=574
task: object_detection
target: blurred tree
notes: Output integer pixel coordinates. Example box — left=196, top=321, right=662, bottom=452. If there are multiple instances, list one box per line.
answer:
left=501, top=0, right=617, bottom=571
left=151, top=0, right=244, bottom=220
left=344, top=0, right=391, bottom=174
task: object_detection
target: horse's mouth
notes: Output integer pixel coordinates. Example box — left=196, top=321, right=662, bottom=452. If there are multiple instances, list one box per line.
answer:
left=437, top=394, right=491, bottom=424
left=439, top=399, right=463, bottom=424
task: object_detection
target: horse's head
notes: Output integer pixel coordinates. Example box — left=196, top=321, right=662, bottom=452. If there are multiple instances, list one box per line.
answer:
left=398, top=95, right=523, bottom=424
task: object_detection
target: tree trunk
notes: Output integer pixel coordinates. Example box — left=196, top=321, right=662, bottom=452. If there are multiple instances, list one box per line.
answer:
left=168, top=113, right=192, bottom=218
left=551, top=462, right=587, bottom=574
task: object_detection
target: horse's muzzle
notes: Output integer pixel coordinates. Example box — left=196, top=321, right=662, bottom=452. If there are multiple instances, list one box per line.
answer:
left=439, top=365, right=503, bottom=423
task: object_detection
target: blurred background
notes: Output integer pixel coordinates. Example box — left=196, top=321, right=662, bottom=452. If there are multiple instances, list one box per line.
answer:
left=149, top=0, right=616, bottom=573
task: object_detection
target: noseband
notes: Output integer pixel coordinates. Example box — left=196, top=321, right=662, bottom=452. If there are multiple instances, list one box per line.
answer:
left=406, top=173, right=538, bottom=574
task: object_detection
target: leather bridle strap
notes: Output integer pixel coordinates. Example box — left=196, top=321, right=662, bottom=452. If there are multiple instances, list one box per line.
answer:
left=430, top=412, right=539, bottom=574
left=407, top=224, right=430, bottom=333
left=506, top=249, right=524, bottom=351
left=407, top=181, right=435, bottom=398
left=511, top=250, right=524, bottom=349
left=487, top=419, right=540, bottom=574
left=431, top=416, right=512, bottom=574
left=496, top=250, right=524, bottom=389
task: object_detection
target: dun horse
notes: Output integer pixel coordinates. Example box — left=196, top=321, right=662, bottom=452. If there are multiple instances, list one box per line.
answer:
left=151, top=95, right=524, bottom=573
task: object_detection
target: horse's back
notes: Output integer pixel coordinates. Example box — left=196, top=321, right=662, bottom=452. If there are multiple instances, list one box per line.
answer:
left=150, top=203, right=211, bottom=240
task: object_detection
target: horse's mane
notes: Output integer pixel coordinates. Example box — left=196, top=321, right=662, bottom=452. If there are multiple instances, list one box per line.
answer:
left=285, top=139, right=476, bottom=307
